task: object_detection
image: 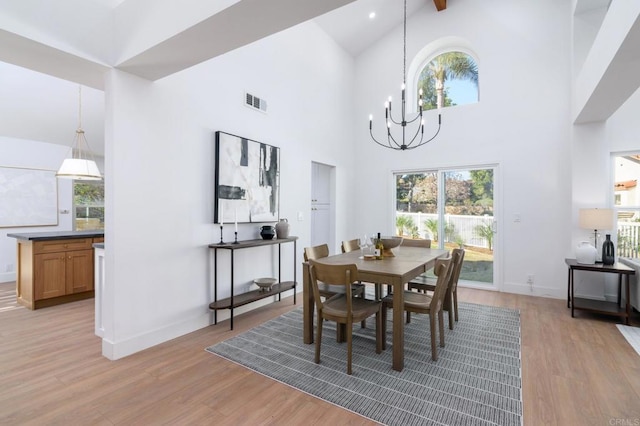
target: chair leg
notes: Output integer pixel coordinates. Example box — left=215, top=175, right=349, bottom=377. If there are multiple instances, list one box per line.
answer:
left=406, top=311, right=411, bottom=323
left=375, top=310, right=382, bottom=354
left=361, top=319, right=366, bottom=328
left=438, top=310, right=445, bottom=348
left=429, top=314, right=438, bottom=361
left=346, top=321, right=353, bottom=375
left=448, top=306, right=454, bottom=330
left=453, top=290, right=459, bottom=322
left=315, top=316, right=323, bottom=364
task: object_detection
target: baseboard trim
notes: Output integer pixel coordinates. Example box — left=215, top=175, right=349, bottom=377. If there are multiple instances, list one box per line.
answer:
left=0, top=272, right=16, bottom=283
left=101, top=313, right=211, bottom=360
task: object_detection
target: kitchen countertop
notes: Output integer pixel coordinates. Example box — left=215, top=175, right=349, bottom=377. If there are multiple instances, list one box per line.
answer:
left=7, top=230, right=104, bottom=241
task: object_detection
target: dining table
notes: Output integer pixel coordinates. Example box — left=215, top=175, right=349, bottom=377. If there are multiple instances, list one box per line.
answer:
left=302, top=245, right=449, bottom=372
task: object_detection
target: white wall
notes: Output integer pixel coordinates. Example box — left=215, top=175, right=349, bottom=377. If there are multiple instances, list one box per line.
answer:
left=100, top=21, right=356, bottom=358
left=0, top=137, right=73, bottom=282
left=353, top=0, right=573, bottom=297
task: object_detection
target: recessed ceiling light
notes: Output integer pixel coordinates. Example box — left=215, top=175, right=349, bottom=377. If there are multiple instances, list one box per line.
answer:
left=369, top=11, right=376, bottom=19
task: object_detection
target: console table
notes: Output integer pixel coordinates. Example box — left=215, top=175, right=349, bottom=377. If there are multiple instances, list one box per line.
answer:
left=565, top=258, right=635, bottom=324
left=209, top=237, right=297, bottom=329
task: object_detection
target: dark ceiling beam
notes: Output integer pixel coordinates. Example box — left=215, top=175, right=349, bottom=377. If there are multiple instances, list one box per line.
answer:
left=433, top=0, right=446, bottom=12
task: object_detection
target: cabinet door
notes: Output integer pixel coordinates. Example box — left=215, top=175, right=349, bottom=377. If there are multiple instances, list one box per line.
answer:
left=66, top=249, right=94, bottom=294
left=311, top=204, right=330, bottom=247
left=311, top=162, right=331, bottom=204
left=34, top=253, right=67, bottom=300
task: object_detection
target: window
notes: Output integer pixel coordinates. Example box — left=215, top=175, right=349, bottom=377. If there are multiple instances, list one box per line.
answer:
left=614, top=154, right=640, bottom=257
left=395, top=167, right=496, bottom=286
left=417, top=51, right=478, bottom=110
left=73, top=181, right=104, bottom=230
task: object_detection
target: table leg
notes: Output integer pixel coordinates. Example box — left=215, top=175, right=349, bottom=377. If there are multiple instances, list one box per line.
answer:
left=302, top=262, right=314, bottom=344
left=618, top=273, right=622, bottom=306
left=625, top=274, right=631, bottom=326
left=570, top=268, right=575, bottom=318
left=567, top=266, right=571, bottom=308
left=392, top=279, right=404, bottom=372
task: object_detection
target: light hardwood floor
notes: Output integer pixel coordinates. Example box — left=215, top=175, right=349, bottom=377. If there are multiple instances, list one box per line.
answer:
left=0, top=281, right=639, bottom=425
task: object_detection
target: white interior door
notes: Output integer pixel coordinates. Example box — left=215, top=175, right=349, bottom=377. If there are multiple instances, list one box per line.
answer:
left=311, top=162, right=334, bottom=249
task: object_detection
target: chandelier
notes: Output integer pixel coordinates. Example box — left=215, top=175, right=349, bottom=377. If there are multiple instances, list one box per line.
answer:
left=368, top=0, right=441, bottom=151
left=56, top=86, right=102, bottom=180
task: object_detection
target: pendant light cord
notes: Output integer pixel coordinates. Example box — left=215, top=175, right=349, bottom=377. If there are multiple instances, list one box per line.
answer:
left=403, top=0, right=407, bottom=86
left=78, top=85, right=83, bottom=130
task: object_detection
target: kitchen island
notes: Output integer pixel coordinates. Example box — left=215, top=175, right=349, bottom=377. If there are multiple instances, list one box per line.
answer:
left=8, top=231, right=104, bottom=309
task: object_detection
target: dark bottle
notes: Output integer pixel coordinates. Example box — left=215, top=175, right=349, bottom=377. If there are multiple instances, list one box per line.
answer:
left=375, top=232, right=384, bottom=259
left=602, top=234, right=615, bottom=265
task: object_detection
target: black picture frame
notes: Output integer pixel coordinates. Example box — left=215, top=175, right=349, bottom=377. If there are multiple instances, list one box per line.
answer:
left=214, top=131, right=280, bottom=224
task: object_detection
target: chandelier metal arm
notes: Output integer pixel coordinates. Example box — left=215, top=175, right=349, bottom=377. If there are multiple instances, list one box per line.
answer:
left=404, top=115, right=442, bottom=150
left=367, top=0, right=443, bottom=151
left=370, top=127, right=399, bottom=150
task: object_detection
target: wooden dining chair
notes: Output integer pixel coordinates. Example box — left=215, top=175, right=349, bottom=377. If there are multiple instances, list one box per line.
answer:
left=341, top=238, right=360, bottom=253
left=381, top=256, right=454, bottom=361
left=308, top=260, right=383, bottom=375
left=304, top=244, right=365, bottom=299
left=407, top=248, right=465, bottom=329
left=401, top=238, right=432, bottom=249
left=304, top=244, right=366, bottom=329
left=403, top=239, right=433, bottom=289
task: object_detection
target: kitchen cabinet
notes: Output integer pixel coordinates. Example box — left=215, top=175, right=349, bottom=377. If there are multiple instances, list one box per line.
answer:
left=8, top=231, right=104, bottom=309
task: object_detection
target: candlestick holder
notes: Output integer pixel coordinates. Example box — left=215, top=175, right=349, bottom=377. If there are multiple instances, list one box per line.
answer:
left=219, top=225, right=224, bottom=244
left=233, top=231, right=239, bottom=244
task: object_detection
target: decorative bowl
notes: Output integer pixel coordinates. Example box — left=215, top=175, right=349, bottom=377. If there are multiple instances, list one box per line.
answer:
left=371, top=236, right=403, bottom=257
left=254, top=277, right=277, bottom=291
left=372, top=236, right=403, bottom=249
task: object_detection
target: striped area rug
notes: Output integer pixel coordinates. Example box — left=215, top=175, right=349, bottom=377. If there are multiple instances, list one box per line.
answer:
left=206, top=303, right=522, bottom=425
left=617, top=324, right=640, bottom=356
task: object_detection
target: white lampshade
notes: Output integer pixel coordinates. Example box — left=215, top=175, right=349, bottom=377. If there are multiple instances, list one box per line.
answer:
left=579, top=208, right=614, bottom=230
left=56, top=86, right=103, bottom=181
left=56, top=158, right=102, bottom=180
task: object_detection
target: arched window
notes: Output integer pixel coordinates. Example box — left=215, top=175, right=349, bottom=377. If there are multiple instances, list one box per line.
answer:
left=407, top=37, right=479, bottom=111
left=417, top=51, right=478, bottom=110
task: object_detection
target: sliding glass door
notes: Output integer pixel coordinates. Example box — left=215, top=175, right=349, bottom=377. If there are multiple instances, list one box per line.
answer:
left=395, top=166, right=497, bottom=288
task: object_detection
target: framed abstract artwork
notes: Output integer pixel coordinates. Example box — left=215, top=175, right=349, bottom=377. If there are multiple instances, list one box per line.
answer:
left=215, top=131, right=280, bottom=224
left=0, top=166, right=58, bottom=227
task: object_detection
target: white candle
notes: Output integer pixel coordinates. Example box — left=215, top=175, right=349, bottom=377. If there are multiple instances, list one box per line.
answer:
left=234, top=208, right=238, bottom=232
left=220, top=203, right=223, bottom=225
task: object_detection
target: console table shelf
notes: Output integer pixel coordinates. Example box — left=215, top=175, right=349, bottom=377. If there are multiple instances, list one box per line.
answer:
left=209, top=281, right=296, bottom=310
left=209, top=237, right=297, bottom=329
left=565, top=258, right=635, bottom=324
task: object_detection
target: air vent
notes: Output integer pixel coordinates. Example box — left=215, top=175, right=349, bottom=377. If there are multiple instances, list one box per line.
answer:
left=245, top=92, right=267, bottom=113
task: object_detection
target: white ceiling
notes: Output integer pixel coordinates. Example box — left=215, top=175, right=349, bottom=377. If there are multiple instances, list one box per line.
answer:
left=313, top=0, right=428, bottom=57
left=0, top=0, right=437, bottom=156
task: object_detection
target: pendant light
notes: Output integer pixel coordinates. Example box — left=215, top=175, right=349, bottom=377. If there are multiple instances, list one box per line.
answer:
left=56, top=86, right=102, bottom=180
left=368, top=0, right=442, bottom=151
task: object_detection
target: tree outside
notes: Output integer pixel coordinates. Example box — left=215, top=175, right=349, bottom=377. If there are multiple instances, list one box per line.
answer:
left=418, top=51, right=478, bottom=109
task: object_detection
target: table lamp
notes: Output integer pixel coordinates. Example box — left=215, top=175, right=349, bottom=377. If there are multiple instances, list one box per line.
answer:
left=579, top=208, right=614, bottom=261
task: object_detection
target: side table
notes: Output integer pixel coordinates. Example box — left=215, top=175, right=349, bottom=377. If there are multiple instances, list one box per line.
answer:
left=565, top=258, right=635, bottom=325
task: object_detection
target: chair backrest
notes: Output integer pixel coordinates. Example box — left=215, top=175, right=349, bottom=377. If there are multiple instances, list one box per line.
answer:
left=341, top=239, right=360, bottom=253
left=401, top=238, right=432, bottom=248
left=430, top=256, right=455, bottom=312
left=308, top=260, right=358, bottom=312
left=450, top=248, right=465, bottom=292
left=304, top=244, right=329, bottom=262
